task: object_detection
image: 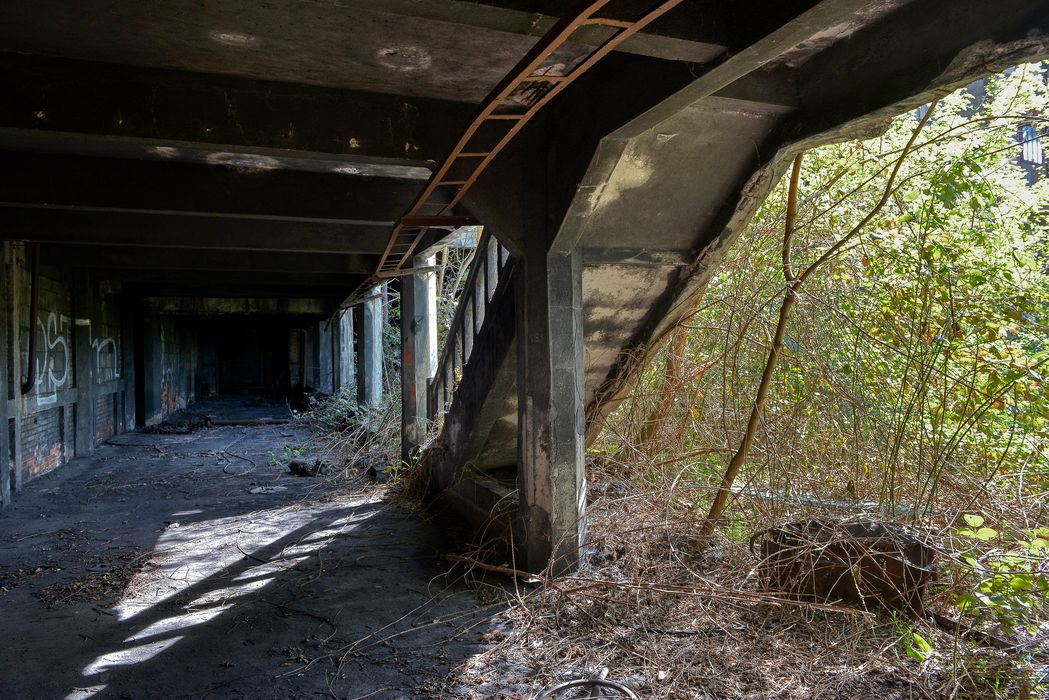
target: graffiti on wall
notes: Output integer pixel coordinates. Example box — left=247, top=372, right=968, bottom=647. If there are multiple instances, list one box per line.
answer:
left=91, top=335, right=119, bottom=383
left=33, top=312, right=70, bottom=405
left=78, top=318, right=120, bottom=383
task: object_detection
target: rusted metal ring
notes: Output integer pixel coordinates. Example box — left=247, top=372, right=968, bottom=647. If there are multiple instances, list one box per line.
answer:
left=536, top=678, right=640, bottom=699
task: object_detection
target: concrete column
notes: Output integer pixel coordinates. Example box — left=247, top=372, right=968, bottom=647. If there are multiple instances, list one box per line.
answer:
left=119, top=295, right=136, bottom=432
left=72, top=272, right=95, bottom=453
left=0, top=243, right=10, bottom=507
left=317, top=318, right=334, bottom=394
left=355, top=290, right=383, bottom=408
left=8, top=244, right=23, bottom=494
left=515, top=245, right=587, bottom=575
left=141, top=315, right=160, bottom=426
left=400, top=254, right=438, bottom=462
left=334, top=309, right=355, bottom=394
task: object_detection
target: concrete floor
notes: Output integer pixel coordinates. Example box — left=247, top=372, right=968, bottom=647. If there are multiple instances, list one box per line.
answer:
left=0, top=398, right=501, bottom=699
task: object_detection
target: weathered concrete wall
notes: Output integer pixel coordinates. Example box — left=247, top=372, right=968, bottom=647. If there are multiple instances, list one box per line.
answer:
left=2, top=243, right=133, bottom=502
left=1, top=241, right=348, bottom=509
left=141, top=314, right=198, bottom=425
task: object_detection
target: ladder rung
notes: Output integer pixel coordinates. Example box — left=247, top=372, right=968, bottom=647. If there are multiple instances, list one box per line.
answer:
left=584, top=17, right=633, bottom=28
left=436, top=180, right=467, bottom=186
left=455, top=152, right=490, bottom=158
left=524, top=74, right=567, bottom=82
left=486, top=113, right=525, bottom=120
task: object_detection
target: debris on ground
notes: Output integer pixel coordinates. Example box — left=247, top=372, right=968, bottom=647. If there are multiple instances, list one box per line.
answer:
left=750, top=518, right=937, bottom=616
left=34, top=551, right=154, bottom=607
left=144, top=412, right=212, bottom=434
left=288, top=458, right=329, bottom=477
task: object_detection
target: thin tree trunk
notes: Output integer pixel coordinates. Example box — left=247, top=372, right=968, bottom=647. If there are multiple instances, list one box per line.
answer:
left=696, top=99, right=937, bottom=545
left=697, top=153, right=804, bottom=543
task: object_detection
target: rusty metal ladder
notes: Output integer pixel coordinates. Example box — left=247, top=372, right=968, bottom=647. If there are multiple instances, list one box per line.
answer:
left=368, top=0, right=688, bottom=285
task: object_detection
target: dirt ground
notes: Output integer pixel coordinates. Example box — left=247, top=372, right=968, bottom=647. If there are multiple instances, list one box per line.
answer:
left=0, top=398, right=503, bottom=700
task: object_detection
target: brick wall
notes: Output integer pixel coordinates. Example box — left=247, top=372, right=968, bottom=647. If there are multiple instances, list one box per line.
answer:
left=18, top=267, right=76, bottom=480
left=20, top=406, right=73, bottom=477
left=4, top=246, right=130, bottom=497
left=95, top=392, right=116, bottom=443
left=19, top=270, right=75, bottom=409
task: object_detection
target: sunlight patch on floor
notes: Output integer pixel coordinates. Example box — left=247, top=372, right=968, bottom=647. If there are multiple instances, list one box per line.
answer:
left=80, top=495, right=380, bottom=686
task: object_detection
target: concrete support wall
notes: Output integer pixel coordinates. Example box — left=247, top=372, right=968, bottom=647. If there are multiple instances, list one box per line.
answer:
left=1, top=243, right=11, bottom=508
left=515, top=246, right=587, bottom=575
left=141, top=314, right=198, bottom=425
left=401, top=254, right=437, bottom=461
left=0, top=243, right=132, bottom=506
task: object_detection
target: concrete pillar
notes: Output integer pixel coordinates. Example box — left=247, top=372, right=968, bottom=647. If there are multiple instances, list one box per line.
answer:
left=119, top=296, right=136, bottom=431
left=72, top=272, right=95, bottom=453
left=515, top=245, right=587, bottom=575
left=0, top=243, right=10, bottom=507
left=8, top=244, right=24, bottom=495
left=401, top=254, right=438, bottom=462
left=355, top=289, right=383, bottom=408
left=334, top=309, right=355, bottom=394
left=317, top=318, right=334, bottom=394
left=141, top=315, right=160, bottom=425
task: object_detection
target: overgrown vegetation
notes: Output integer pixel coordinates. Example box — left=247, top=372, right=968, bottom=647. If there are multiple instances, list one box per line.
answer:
left=575, top=63, right=1049, bottom=697
left=309, top=67, right=1049, bottom=698
left=301, top=233, right=481, bottom=482
left=440, top=65, right=1049, bottom=699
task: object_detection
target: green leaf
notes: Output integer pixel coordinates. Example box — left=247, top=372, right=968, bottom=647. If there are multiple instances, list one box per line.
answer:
left=963, top=514, right=985, bottom=528
left=974, top=527, right=998, bottom=541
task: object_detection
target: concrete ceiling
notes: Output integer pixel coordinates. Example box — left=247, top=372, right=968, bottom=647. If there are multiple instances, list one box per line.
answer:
left=0, top=0, right=729, bottom=103
left=0, top=0, right=741, bottom=303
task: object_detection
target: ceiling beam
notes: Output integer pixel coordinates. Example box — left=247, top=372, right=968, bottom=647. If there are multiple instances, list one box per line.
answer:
left=0, top=53, right=475, bottom=162
left=40, top=244, right=374, bottom=275
left=0, top=208, right=395, bottom=254
left=142, top=296, right=333, bottom=316
left=0, top=128, right=433, bottom=180
left=0, top=152, right=435, bottom=223
left=117, top=274, right=361, bottom=292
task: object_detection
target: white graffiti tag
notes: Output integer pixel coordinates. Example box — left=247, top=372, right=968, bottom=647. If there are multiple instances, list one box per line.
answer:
left=34, top=312, right=70, bottom=405
left=92, top=336, right=119, bottom=382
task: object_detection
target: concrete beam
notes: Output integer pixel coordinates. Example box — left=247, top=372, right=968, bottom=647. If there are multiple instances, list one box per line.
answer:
left=142, top=297, right=332, bottom=317
left=0, top=208, right=396, bottom=254
left=0, top=128, right=433, bottom=180
left=0, top=152, right=430, bottom=224
left=401, top=254, right=437, bottom=462
left=114, top=271, right=362, bottom=292
left=39, top=245, right=373, bottom=276
left=0, top=52, right=474, bottom=161
left=786, top=0, right=1049, bottom=140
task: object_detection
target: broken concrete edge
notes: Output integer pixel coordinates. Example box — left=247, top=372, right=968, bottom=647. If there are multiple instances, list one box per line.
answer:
left=582, top=34, right=1049, bottom=441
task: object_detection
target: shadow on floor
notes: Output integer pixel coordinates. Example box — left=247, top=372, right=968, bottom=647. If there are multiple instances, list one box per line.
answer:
left=0, top=397, right=501, bottom=699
